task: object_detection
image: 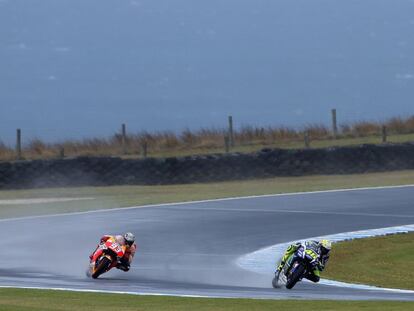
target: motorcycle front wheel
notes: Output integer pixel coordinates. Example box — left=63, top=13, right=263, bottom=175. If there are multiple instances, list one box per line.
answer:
left=286, top=263, right=305, bottom=289
left=92, top=256, right=112, bottom=279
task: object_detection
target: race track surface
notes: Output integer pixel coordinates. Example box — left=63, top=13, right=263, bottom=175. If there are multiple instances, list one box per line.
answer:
left=1, top=186, right=414, bottom=300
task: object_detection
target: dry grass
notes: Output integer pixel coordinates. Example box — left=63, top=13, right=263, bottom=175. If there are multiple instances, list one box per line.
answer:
left=1, top=115, right=414, bottom=161
left=0, top=141, right=14, bottom=159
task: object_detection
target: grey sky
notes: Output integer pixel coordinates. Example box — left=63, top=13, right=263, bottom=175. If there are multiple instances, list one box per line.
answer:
left=1, top=0, right=413, bottom=144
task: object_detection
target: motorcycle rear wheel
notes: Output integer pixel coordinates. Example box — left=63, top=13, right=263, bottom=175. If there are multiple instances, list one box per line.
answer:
left=92, top=256, right=112, bottom=279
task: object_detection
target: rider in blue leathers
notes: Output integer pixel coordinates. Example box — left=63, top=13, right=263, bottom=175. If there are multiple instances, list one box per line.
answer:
left=275, top=239, right=332, bottom=282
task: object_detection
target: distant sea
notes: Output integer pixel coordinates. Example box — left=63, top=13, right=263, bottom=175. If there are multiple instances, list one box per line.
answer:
left=0, top=0, right=413, bottom=144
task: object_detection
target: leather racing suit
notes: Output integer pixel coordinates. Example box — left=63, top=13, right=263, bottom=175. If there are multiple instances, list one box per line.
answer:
left=276, top=240, right=330, bottom=282
left=90, top=235, right=137, bottom=271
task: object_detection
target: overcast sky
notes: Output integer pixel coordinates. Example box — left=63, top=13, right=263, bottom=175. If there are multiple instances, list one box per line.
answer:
left=1, top=0, right=413, bottom=144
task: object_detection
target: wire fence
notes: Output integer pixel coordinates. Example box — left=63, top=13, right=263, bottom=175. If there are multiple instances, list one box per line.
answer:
left=1, top=111, right=414, bottom=161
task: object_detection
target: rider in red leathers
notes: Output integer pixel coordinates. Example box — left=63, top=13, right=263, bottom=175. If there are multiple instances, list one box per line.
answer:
left=90, top=232, right=137, bottom=271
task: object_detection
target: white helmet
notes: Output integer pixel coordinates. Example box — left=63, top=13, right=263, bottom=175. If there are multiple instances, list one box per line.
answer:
left=124, top=232, right=135, bottom=246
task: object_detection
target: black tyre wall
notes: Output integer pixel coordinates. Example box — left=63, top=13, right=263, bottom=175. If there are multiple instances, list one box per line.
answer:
left=1, top=143, right=414, bottom=189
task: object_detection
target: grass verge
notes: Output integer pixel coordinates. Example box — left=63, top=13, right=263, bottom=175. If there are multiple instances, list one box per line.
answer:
left=0, top=288, right=413, bottom=311
left=324, top=232, right=414, bottom=290
left=0, top=170, right=414, bottom=219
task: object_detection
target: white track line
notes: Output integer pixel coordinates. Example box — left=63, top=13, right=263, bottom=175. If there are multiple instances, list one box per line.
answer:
left=0, top=183, right=414, bottom=223
left=0, top=197, right=95, bottom=205
left=0, top=285, right=213, bottom=299
left=155, top=206, right=414, bottom=218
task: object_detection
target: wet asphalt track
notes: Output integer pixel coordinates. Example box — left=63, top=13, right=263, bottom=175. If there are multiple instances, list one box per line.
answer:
left=1, top=186, right=414, bottom=300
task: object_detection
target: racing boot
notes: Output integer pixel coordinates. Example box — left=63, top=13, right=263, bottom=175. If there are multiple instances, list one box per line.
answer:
left=117, top=257, right=130, bottom=272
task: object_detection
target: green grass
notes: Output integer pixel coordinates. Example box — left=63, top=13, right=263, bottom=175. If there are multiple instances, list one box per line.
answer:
left=0, top=288, right=412, bottom=311
left=324, top=233, right=414, bottom=290
left=1, top=170, right=414, bottom=219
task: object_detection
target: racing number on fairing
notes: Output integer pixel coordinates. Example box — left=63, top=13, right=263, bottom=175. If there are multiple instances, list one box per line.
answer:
left=305, top=249, right=318, bottom=259
left=110, top=242, right=122, bottom=253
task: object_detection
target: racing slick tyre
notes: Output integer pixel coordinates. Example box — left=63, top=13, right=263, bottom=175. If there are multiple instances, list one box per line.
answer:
left=286, top=263, right=305, bottom=289
left=92, top=257, right=112, bottom=279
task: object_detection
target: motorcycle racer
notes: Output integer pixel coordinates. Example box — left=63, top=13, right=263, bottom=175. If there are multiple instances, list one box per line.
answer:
left=275, top=239, right=331, bottom=283
left=90, top=232, right=137, bottom=272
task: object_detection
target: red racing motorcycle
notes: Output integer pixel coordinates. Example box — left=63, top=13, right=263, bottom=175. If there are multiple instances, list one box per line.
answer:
left=87, top=237, right=126, bottom=279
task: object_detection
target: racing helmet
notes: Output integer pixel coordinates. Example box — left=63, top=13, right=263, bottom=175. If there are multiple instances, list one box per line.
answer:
left=124, top=232, right=135, bottom=246
left=320, top=239, right=332, bottom=255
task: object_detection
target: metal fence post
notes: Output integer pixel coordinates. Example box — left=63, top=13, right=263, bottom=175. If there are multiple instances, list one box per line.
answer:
left=228, top=116, right=234, bottom=148
left=331, top=109, right=338, bottom=139
left=121, top=123, right=127, bottom=155
left=224, top=135, right=230, bottom=153
left=382, top=125, right=387, bottom=143
left=142, top=140, right=148, bottom=158
left=304, top=131, right=310, bottom=148
left=16, top=128, right=22, bottom=160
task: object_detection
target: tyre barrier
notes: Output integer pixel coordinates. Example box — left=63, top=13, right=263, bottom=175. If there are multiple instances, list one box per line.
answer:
left=0, top=143, right=413, bottom=189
